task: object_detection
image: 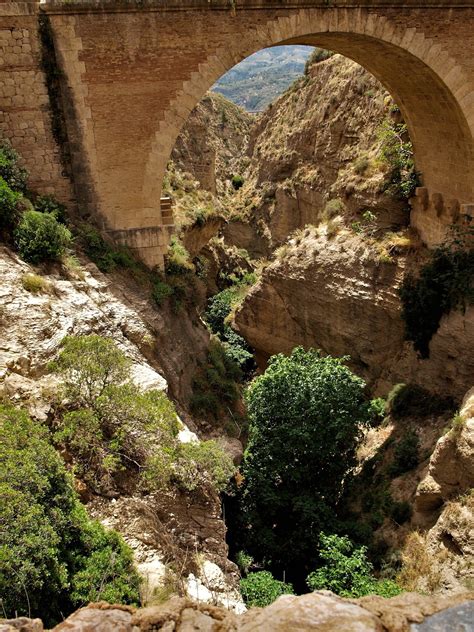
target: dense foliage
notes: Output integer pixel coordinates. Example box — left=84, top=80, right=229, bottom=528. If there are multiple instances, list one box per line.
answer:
left=204, top=282, right=255, bottom=373
left=0, top=142, right=28, bottom=193
left=52, top=335, right=235, bottom=495
left=0, top=175, right=21, bottom=232
left=0, top=405, right=140, bottom=625
left=399, top=245, right=474, bottom=357
left=306, top=534, right=401, bottom=598
left=378, top=118, right=420, bottom=201
left=190, top=338, right=242, bottom=418
left=14, top=210, right=72, bottom=263
left=238, top=348, right=372, bottom=584
left=240, top=571, right=294, bottom=607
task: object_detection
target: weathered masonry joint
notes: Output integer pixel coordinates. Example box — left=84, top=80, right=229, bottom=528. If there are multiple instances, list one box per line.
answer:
left=1, top=0, right=473, bottom=268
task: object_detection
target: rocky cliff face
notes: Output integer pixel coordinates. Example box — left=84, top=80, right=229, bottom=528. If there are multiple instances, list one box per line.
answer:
left=223, top=54, right=408, bottom=255
left=170, top=92, right=252, bottom=197
left=0, top=244, right=241, bottom=610
left=234, top=228, right=474, bottom=401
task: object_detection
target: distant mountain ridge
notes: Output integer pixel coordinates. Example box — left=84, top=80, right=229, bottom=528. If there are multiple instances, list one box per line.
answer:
left=212, top=45, right=314, bottom=111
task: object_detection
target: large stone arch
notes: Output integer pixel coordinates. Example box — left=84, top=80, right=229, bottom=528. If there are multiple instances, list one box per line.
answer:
left=148, top=8, right=474, bottom=217
left=42, top=2, right=474, bottom=267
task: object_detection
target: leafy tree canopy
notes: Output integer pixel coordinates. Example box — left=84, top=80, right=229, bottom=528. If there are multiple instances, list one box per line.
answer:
left=240, top=571, right=294, bottom=608
left=0, top=404, right=140, bottom=625
left=239, top=347, right=372, bottom=582
left=306, top=533, right=402, bottom=598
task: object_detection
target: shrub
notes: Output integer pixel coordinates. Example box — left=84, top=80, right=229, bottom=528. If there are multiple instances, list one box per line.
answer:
left=239, top=348, right=373, bottom=581
left=306, top=533, right=402, bottom=598
left=152, top=278, right=173, bottom=306
left=399, top=245, right=474, bottom=357
left=240, top=571, right=294, bottom=608
left=165, top=235, right=194, bottom=275
left=353, top=155, right=370, bottom=176
left=51, top=335, right=132, bottom=408
left=390, top=500, right=412, bottom=525
left=52, top=335, right=230, bottom=497
left=172, top=439, right=235, bottom=493
left=231, top=174, right=244, bottom=191
left=34, top=194, right=68, bottom=223
left=378, top=118, right=420, bottom=200
left=388, top=430, right=420, bottom=477
left=21, top=272, right=50, bottom=294
left=0, top=176, right=21, bottom=232
left=368, top=397, right=386, bottom=425
left=0, top=141, right=28, bottom=193
left=204, top=288, right=236, bottom=335
left=236, top=551, right=254, bottom=576
left=0, top=404, right=140, bottom=625
left=221, top=326, right=255, bottom=373
left=15, top=210, right=72, bottom=263
left=323, top=198, right=345, bottom=220
left=304, top=48, right=334, bottom=73
left=78, top=223, right=136, bottom=272
left=190, top=339, right=241, bottom=418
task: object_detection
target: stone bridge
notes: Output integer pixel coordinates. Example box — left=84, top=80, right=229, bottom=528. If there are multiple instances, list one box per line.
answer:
left=1, top=0, right=473, bottom=267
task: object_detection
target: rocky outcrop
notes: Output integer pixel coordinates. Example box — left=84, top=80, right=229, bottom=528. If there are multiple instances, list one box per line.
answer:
left=224, top=54, right=408, bottom=255
left=0, top=244, right=240, bottom=609
left=405, top=388, right=474, bottom=594
left=234, top=229, right=474, bottom=401
left=170, top=93, right=252, bottom=197
left=5, top=591, right=473, bottom=632
left=416, top=388, right=474, bottom=519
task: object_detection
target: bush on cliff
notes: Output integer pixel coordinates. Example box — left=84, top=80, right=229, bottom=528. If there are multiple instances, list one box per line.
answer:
left=306, top=533, right=401, bottom=598
left=399, top=245, right=474, bottom=357
left=0, top=141, right=28, bottom=193
left=240, top=571, right=294, bottom=607
left=0, top=404, right=140, bottom=626
left=15, top=209, right=72, bottom=263
left=0, top=175, right=22, bottom=233
left=238, top=347, right=373, bottom=584
left=52, top=335, right=235, bottom=495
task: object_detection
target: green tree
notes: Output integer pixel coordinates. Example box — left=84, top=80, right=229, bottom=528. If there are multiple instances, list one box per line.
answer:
left=51, top=335, right=132, bottom=408
left=239, top=348, right=372, bottom=583
left=52, top=335, right=234, bottom=495
left=306, top=533, right=401, bottom=598
left=240, top=571, right=294, bottom=607
left=14, top=210, right=72, bottom=263
left=0, top=141, right=28, bottom=193
left=0, top=404, right=140, bottom=626
left=0, top=176, right=21, bottom=232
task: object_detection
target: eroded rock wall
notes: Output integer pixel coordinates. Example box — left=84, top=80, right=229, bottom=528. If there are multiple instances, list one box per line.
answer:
left=234, top=229, right=474, bottom=401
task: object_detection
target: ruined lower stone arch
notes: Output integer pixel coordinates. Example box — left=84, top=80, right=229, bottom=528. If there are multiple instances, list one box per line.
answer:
left=147, top=7, right=474, bottom=225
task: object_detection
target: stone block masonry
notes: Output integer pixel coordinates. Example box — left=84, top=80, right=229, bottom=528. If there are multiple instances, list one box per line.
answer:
left=1, top=0, right=473, bottom=267
left=0, top=1, right=74, bottom=205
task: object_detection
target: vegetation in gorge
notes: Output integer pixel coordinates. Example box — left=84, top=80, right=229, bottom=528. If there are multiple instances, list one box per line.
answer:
left=240, top=571, right=294, bottom=607
left=399, top=241, right=474, bottom=357
left=51, top=335, right=235, bottom=495
left=305, top=534, right=401, bottom=598
left=0, top=142, right=72, bottom=263
left=0, top=404, right=141, bottom=625
left=203, top=273, right=256, bottom=373
left=189, top=338, right=242, bottom=420
left=235, top=347, right=375, bottom=587
left=378, top=117, right=420, bottom=201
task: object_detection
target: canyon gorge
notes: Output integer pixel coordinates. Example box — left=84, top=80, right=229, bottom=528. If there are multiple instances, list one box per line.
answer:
left=0, top=2, right=474, bottom=630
